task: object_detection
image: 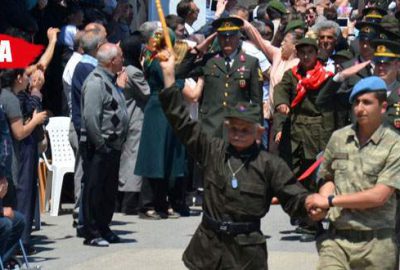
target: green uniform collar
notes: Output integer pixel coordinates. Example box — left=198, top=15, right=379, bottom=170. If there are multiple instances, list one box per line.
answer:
left=348, top=124, right=385, bottom=146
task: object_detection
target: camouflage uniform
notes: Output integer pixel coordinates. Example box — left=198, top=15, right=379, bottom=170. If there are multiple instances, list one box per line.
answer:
left=317, top=124, right=400, bottom=270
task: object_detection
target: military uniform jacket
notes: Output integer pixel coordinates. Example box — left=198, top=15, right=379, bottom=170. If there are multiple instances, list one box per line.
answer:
left=319, top=124, right=400, bottom=230
left=160, top=83, right=309, bottom=269
left=176, top=50, right=263, bottom=138
left=384, top=80, right=400, bottom=132
left=273, top=69, right=335, bottom=161
left=316, top=57, right=372, bottom=129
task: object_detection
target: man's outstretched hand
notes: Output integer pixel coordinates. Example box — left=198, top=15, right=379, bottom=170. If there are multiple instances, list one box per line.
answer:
left=305, top=194, right=329, bottom=221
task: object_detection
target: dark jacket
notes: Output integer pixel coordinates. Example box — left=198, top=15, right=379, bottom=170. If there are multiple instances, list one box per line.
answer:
left=176, top=49, right=263, bottom=138
left=159, top=82, right=309, bottom=269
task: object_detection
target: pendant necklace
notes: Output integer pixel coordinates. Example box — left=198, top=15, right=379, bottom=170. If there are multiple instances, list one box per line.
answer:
left=227, top=158, right=248, bottom=189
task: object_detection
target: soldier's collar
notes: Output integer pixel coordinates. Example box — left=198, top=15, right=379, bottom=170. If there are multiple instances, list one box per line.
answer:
left=349, top=124, right=385, bottom=145
left=226, top=142, right=259, bottom=159
left=221, top=48, right=240, bottom=60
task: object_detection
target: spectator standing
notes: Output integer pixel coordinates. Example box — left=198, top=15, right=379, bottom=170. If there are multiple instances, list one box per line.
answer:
left=0, top=69, right=47, bottom=254
left=135, top=30, right=187, bottom=219
left=0, top=105, right=25, bottom=267
left=70, top=23, right=107, bottom=235
left=80, top=43, right=128, bottom=246
left=118, top=35, right=150, bottom=215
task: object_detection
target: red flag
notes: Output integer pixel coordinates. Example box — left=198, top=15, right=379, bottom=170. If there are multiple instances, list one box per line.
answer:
left=0, top=34, right=44, bottom=69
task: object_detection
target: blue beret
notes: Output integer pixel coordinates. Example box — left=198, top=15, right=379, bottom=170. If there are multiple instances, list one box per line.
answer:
left=349, top=76, right=387, bottom=103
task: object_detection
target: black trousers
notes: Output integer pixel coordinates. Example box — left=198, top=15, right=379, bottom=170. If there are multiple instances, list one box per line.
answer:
left=140, top=177, right=187, bottom=214
left=15, top=136, right=38, bottom=245
left=82, top=149, right=120, bottom=239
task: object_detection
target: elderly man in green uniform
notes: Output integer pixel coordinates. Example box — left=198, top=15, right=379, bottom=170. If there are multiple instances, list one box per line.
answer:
left=307, top=76, right=400, bottom=270
left=176, top=17, right=263, bottom=139
left=273, top=37, right=334, bottom=180
left=157, top=50, right=316, bottom=269
left=273, top=37, right=335, bottom=241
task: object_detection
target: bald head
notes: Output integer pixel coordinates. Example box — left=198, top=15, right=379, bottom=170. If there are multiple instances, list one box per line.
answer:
left=97, top=43, right=124, bottom=74
left=84, top=22, right=107, bottom=38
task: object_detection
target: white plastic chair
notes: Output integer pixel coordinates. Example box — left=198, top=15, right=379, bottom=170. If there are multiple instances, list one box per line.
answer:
left=42, top=117, right=75, bottom=216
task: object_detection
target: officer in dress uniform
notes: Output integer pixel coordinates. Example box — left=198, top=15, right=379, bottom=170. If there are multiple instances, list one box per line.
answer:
left=370, top=39, right=400, bottom=250
left=176, top=17, right=263, bottom=139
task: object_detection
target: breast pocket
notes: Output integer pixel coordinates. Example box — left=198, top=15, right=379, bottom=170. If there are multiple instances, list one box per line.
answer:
left=362, top=160, right=384, bottom=185
left=236, top=182, right=266, bottom=215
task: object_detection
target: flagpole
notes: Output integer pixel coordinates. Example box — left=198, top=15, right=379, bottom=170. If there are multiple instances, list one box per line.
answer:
left=155, top=0, right=173, bottom=51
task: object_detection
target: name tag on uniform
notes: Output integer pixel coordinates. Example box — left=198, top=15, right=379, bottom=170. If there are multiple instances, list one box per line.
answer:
left=333, top=152, right=349, bottom=160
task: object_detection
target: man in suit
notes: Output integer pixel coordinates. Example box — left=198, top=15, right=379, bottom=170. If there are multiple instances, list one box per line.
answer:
left=316, top=21, right=379, bottom=129
left=177, top=17, right=263, bottom=139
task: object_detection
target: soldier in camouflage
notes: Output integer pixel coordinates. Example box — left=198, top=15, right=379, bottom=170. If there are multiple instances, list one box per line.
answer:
left=307, top=76, right=400, bottom=270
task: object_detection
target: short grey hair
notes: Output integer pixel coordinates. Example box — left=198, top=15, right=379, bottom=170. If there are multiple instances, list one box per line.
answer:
left=96, top=43, right=119, bottom=65
left=313, top=20, right=340, bottom=39
left=139, top=21, right=162, bottom=42
left=80, top=29, right=105, bottom=54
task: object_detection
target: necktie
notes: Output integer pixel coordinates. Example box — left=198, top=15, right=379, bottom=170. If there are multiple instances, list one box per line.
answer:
left=225, top=56, right=231, bottom=72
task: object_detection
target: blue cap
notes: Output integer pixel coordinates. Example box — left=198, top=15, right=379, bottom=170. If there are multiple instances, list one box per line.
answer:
left=349, top=76, right=387, bottom=103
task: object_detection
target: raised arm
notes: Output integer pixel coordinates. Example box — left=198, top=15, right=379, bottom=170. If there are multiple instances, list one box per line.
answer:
left=241, top=19, right=280, bottom=62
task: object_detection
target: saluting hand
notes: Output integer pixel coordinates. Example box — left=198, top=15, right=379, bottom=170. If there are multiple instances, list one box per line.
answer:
left=338, top=60, right=371, bottom=82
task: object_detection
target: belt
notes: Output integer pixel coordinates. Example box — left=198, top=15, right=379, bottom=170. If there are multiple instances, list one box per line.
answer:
left=329, top=227, right=395, bottom=242
left=202, top=213, right=260, bottom=235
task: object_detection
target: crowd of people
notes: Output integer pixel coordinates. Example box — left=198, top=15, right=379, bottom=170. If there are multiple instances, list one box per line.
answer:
left=0, top=0, right=400, bottom=269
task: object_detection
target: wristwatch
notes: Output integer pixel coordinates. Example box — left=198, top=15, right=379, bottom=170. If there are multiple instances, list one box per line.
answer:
left=328, top=195, right=335, bottom=208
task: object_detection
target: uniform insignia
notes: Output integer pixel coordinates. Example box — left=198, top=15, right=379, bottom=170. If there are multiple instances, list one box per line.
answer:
left=333, top=152, right=349, bottom=160
left=239, top=79, right=246, bottom=88
left=240, top=54, right=246, bottom=62
left=258, top=68, right=263, bottom=82
left=377, top=45, right=386, bottom=54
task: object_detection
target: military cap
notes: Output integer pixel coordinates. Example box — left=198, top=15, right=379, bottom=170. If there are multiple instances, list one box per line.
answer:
left=295, top=37, right=318, bottom=51
left=225, top=102, right=261, bottom=124
left=284, top=20, right=307, bottom=35
left=349, top=76, right=387, bottom=103
left=379, top=15, right=400, bottom=42
left=355, top=21, right=381, bottom=40
left=362, top=7, right=387, bottom=23
left=371, top=39, right=400, bottom=62
left=267, top=0, right=288, bottom=15
left=212, top=17, right=243, bottom=36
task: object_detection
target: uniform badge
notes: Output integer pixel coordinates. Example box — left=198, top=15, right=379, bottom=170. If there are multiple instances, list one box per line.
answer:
left=240, top=54, right=246, bottom=62
left=239, top=79, right=246, bottom=88
left=258, top=68, right=263, bottom=82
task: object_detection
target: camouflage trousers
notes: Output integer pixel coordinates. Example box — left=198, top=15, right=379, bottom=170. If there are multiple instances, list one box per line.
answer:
left=316, top=229, right=398, bottom=270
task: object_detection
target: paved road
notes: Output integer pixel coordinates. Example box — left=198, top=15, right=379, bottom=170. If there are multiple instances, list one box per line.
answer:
left=27, top=205, right=318, bottom=270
